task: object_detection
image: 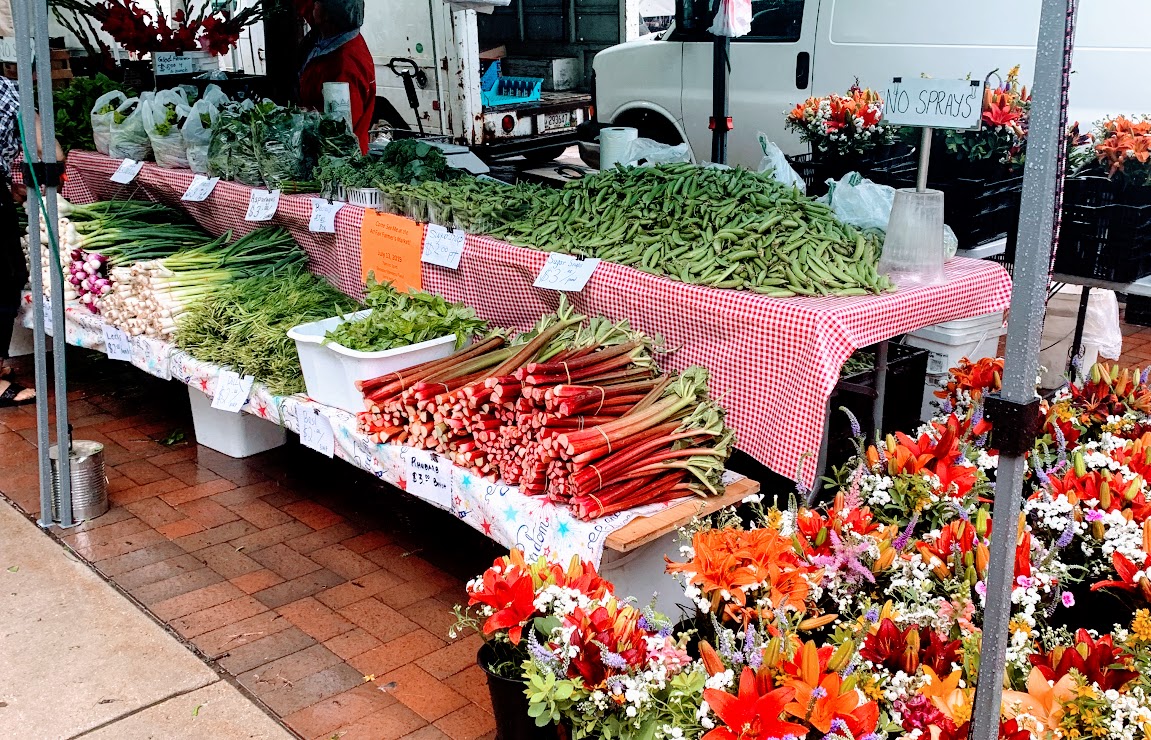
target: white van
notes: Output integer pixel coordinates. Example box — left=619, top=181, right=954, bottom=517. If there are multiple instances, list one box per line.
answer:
left=592, top=0, right=1151, bottom=168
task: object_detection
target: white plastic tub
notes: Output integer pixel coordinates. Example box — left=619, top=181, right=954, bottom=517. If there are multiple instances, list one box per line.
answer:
left=187, top=387, right=287, bottom=458
left=904, top=312, right=1007, bottom=420
left=287, top=310, right=458, bottom=414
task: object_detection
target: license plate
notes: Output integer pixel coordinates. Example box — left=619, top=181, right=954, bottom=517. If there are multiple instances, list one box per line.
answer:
left=542, top=112, right=575, bottom=133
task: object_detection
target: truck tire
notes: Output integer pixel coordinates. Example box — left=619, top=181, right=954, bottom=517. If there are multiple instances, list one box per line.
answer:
left=521, top=145, right=570, bottom=165
left=612, top=109, right=682, bottom=146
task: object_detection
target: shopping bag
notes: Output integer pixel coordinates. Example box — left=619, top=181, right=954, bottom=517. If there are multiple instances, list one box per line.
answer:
left=90, top=90, right=128, bottom=155
left=108, top=97, right=153, bottom=161
left=708, top=0, right=751, bottom=38
left=756, top=132, right=805, bottom=193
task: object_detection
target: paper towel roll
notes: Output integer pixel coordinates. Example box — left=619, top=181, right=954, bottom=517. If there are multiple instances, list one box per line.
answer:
left=599, top=126, right=639, bottom=170
left=323, top=81, right=353, bottom=132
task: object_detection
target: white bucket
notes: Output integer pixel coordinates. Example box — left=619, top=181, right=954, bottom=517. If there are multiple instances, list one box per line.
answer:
left=287, top=311, right=459, bottom=414
left=1038, top=288, right=1112, bottom=389
left=905, top=312, right=1006, bottom=419
left=598, top=126, right=638, bottom=170
left=188, top=387, right=287, bottom=458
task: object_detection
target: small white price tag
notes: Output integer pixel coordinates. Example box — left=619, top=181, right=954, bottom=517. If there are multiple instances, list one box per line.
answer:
left=308, top=198, right=344, bottom=233
left=211, top=370, right=255, bottom=413
left=40, top=294, right=53, bottom=336
left=153, top=51, right=197, bottom=76
left=102, top=325, right=132, bottom=361
left=182, top=175, right=219, bottom=202
left=297, top=407, right=335, bottom=457
left=130, top=335, right=172, bottom=380
left=405, top=448, right=452, bottom=508
left=110, top=159, right=144, bottom=184
left=421, top=224, right=465, bottom=270
left=245, top=189, right=281, bottom=221
left=533, top=253, right=600, bottom=292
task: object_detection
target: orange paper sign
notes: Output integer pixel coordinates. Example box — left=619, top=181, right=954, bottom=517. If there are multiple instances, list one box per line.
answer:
left=360, top=210, right=423, bottom=292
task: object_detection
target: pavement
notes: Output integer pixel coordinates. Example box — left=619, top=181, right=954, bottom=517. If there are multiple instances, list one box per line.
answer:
left=0, top=500, right=295, bottom=740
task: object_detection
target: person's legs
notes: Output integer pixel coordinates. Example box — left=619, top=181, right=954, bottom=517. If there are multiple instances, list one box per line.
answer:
left=0, top=178, right=32, bottom=402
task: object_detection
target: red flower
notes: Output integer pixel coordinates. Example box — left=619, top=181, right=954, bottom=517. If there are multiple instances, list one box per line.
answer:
left=467, top=555, right=538, bottom=644
left=1091, top=551, right=1151, bottom=603
left=860, top=618, right=918, bottom=675
left=702, top=667, right=809, bottom=740
left=1029, top=628, right=1138, bottom=692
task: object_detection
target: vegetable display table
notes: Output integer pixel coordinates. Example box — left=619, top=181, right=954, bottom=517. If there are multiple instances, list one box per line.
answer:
left=18, top=293, right=757, bottom=615
left=60, top=151, right=1013, bottom=486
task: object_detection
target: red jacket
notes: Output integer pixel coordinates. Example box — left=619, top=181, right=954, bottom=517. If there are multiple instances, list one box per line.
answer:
left=300, top=33, right=376, bottom=154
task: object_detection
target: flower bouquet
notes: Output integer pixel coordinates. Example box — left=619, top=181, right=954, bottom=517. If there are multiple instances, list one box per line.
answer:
left=784, top=83, right=906, bottom=197
left=52, top=0, right=264, bottom=57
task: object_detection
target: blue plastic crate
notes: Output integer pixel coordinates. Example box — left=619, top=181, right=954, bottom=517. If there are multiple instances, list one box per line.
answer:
left=480, top=58, right=544, bottom=107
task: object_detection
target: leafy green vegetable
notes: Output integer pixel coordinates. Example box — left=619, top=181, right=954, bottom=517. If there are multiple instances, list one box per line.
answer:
left=324, top=278, right=487, bottom=353
left=152, top=103, right=182, bottom=137
left=177, top=269, right=359, bottom=395
left=55, top=74, right=129, bottom=152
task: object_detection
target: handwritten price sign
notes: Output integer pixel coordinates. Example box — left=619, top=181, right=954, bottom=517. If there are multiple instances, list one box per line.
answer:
left=245, top=189, right=281, bottom=221
left=421, top=224, right=465, bottom=270
left=102, top=325, right=132, bottom=361
left=297, top=407, right=335, bottom=457
left=182, top=175, right=219, bottom=202
left=308, top=198, right=344, bottom=233
left=110, top=159, right=144, bottom=184
left=211, top=370, right=255, bottom=413
left=533, top=253, right=600, bottom=292
left=405, top=448, right=452, bottom=508
left=153, top=52, right=197, bottom=76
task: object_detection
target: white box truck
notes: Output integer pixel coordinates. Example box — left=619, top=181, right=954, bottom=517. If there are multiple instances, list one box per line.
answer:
left=364, top=0, right=649, bottom=161
left=592, top=0, right=1151, bottom=168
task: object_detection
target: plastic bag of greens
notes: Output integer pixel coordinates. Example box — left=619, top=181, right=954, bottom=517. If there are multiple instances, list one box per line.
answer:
left=201, top=85, right=229, bottom=108
left=316, top=114, right=360, bottom=160
left=208, top=100, right=263, bottom=185
left=142, top=90, right=191, bottom=169
left=90, top=90, right=128, bottom=155
left=108, top=97, right=153, bottom=161
left=255, top=109, right=316, bottom=189
left=183, top=98, right=219, bottom=174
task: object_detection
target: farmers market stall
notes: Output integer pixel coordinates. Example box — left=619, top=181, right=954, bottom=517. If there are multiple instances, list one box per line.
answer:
left=57, top=151, right=1013, bottom=486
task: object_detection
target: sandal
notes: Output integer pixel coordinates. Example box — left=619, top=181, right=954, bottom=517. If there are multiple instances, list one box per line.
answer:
left=0, top=381, right=35, bottom=407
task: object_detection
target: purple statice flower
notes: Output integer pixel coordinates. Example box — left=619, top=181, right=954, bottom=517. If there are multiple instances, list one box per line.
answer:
left=1056, top=519, right=1076, bottom=548
left=865, top=606, right=879, bottom=623
left=877, top=441, right=887, bottom=466
left=952, top=499, right=971, bottom=522
left=1053, top=424, right=1068, bottom=462
left=1085, top=508, right=1104, bottom=523
left=829, top=719, right=848, bottom=733
left=742, top=625, right=757, bottom=665
left=811, top=687, right=828, bottom=700
left=598, top=644, right=629, bottom=672
left=527, top=631, right=559, bottom=673
left=975, top=433, right=989, bottom=447
left=839, top=653, right=858, bottom=678
left=637, top=614, right=651, bottom=632
left=893, top=511, right=919, bottom=551
left=1142, top=366, right=1150, bottom=385
left=840, top=405, right=861, bottom=438
left=941, top=397, right=954, bottom=415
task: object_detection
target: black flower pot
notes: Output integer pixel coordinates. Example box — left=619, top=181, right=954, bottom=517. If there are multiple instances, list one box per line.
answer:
left=478, top=642, right=563, bottom=740
left=1050, top=585, right=1134, bottom=635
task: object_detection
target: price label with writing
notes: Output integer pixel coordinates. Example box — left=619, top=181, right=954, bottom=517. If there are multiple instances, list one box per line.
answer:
left=421, top=224, right=465, bottom=270
left=39, top=294, right=53, bottom=336
left=110, top=159, right=144, bottom=184
left=211, top=370, right=255, bottom=413
left=102, top=325, right=132, bottom=361
left=533, top=254, right=600, bottom=292
left=182, top=175, right=219, bottom=202
left=153, top=52, right=197, bottom=76
left=405, top=448, right=452, bottom=508
left=297, top=407, right=335, bottom=457
left=308, top=198, right=344, bottom=233
left=130, top=335, right=172, bottom=380
left=245, top=189, right=281, bottom=221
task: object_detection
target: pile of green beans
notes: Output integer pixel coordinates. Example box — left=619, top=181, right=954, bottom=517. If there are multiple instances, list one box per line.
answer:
left=491, top=164, right=892, bottom=297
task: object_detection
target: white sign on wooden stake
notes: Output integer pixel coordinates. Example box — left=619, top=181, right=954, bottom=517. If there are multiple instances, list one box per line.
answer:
left=882, top=77, right=983, bottom=131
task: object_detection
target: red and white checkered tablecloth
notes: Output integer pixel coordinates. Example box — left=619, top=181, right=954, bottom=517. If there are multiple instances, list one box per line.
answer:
left=62, top=151, right=1013, bottom=486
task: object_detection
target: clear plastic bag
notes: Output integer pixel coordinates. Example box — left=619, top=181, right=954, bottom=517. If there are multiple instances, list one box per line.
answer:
left=255, top=111, right=318, bottom=189
left=201, top=85, right=229, bottom=108
left=90, top=90, right=127, bottom=155
left=208, top=100, right=263, bottom=186
left=183, top=99, right=219, bottom=175
left=1040, top=286, right=1123, bottom=388
left=820, top=173, right=894, bottom=231
left=708, top=0, right=751, bottom=37
left=756, top=132, right=805, bottom=193
left=108, top=97, right=153, bottom=161
left=623, top=137, right=691, bottom=167
left=142, top=90, right=191, bottom=169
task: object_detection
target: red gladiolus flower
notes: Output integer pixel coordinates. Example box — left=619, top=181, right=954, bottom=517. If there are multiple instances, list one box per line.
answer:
left=702, top=667, right=809, bottom=740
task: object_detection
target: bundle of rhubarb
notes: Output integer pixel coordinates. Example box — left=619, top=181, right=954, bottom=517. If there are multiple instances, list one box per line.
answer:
left=356, top=299, right=734, bottom=519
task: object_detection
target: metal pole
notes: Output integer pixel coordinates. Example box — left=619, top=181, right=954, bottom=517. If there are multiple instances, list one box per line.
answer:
left=1067, top=285, right=1089, bottom=381
left=10, top=0, right=55, bottom=528
left=916, top=127, right=932, bottom=192
left=31, top=0, right=72, bottom=526
left=970, top=0, right=1076, bottom=737
left=709, top=34, right=730, bottom=164
left=872, top=340, right=888, bottom=436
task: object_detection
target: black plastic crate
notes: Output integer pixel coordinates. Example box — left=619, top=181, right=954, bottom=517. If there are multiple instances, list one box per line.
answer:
left=1055, top=179, right=1151, bottom=282
left=1125, top=296, right=1151, bottom=328
left=825, top=342, right=930, bottom=471
left=786, top=145, right=916, bottom=198
left=864, top=160, right=1023, bottom=248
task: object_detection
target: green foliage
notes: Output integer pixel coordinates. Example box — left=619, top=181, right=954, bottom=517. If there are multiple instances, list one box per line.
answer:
left=323, top=278, right=487, bottom=353
left=55, top=74, right=128, bottom=152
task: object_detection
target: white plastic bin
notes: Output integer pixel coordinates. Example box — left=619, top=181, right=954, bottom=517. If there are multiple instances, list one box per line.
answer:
left=1038, top=286, right=1122, bottom=389
left=187, top=387, right=287, bottom=458
left=904, top=312, right=1006, bottom=419
left=287, top=310, right=458, bottom=414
